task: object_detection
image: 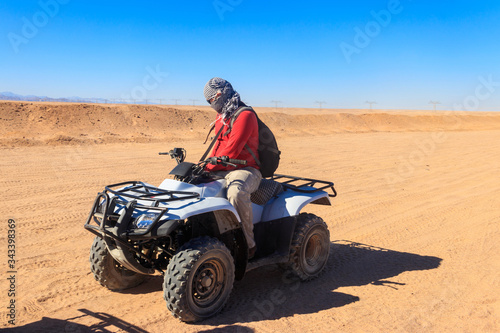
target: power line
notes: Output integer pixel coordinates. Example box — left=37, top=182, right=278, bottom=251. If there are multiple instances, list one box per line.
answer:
left=429, top=101, right=441, bottom=111
left=315, top=101, right=327, bottom=109
left=171, top=99, right=181, bottom=105
left=365, top=101, right=377, bottom=110
left=270, top=100, right=282, bottom=110
left=189, top=99, right=198, bottom=106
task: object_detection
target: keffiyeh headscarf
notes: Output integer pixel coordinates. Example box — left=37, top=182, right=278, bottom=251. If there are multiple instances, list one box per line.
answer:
left=204, top=77, right=241, bottom=121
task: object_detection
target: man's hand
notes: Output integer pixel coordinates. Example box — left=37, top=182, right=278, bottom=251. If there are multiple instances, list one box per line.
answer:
left=207, top=156, right=246, bottom=166
left=207, top=156, right=220, bottom=165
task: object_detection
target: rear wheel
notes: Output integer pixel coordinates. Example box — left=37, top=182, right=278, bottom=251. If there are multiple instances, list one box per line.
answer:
left=163, top=236, right=235, bottom=322
left=287, top=213, right=330, bottom=280
left=89, top=236, right=145, bottom=291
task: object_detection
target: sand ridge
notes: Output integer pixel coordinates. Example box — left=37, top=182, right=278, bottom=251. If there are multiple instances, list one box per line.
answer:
left=1, top=101, right=500, bottom=147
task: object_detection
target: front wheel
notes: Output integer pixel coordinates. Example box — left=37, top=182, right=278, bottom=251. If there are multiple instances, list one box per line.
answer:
left=287, top=213, right=330, bottom=281
left=163, top=236, right=235, bottom=322
left=89, top=236, right=146, bottom=291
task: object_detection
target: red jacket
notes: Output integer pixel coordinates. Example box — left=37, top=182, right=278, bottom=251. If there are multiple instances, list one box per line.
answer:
left=206, top=109, right=260, bottom=172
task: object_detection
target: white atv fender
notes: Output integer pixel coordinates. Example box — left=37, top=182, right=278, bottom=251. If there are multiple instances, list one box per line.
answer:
left=157, top=179, right=242, bottom=234
left=260, top=187, right=331, bottom=222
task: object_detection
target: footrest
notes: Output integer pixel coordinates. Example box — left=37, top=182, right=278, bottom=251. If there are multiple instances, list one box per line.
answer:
left=246, top=253, right=288, bottom=272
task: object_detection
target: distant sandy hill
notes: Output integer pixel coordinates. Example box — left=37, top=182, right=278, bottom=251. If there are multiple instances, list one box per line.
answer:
left=1, top=101, right=499, bottom=146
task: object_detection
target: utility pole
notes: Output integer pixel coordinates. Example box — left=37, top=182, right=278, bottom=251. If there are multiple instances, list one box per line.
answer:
left=271, top=100, right=282, bottom=111
left=315, top=101, right=326, bottom=109
left=429, top=101, right=441, bottom=111
left=189, top=99, right=198, bottom=106
left=171, top=99, right=181, bottom=105
left=366, top=101, right=377, bottom=110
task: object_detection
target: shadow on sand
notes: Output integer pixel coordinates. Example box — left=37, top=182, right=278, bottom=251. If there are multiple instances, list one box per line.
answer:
left=37, top=240, right=441, bottom=331
left=197, top=240, right=442, bottom=326
left=9, top=308, right=148, bottom=333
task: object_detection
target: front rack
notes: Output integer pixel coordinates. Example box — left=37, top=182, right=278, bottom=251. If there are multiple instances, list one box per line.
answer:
left=85, top=181, right=200, bottom=237
left=271, top=174, right=337, bottom=197
left=84, top=192, right=168, bottom=274
left=84, top=181, right=202, bottom=273
left=105, top=181, right=200, bottom=203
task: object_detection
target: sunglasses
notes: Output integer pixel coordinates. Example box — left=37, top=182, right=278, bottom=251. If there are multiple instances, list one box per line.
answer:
left=207, top=92, right=222, bottom=104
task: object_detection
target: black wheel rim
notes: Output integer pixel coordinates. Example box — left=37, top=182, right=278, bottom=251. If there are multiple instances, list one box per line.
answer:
left=303, top=228, right=328, bottom=274
left=305, top=234, right=322, bottom=266
left=191, top=259, right=225, bottom=308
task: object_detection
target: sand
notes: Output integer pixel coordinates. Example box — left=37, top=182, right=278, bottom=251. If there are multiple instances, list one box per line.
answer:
left=1, top=101, right=499, bottom=332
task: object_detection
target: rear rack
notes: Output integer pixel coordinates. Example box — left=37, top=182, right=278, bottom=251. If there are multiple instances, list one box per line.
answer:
left=271, top=174, right=337, bottom=197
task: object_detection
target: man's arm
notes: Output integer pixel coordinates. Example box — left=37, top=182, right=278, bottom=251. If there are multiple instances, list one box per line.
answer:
left=206, top=111, right=258, bottom=171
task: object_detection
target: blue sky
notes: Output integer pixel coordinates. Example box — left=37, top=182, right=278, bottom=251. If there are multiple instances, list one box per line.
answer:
left=1, top=0, right=499, bottom=110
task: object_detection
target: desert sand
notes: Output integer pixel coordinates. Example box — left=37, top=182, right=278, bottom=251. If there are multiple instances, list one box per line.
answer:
left=1, top=101, right=499, bottom=332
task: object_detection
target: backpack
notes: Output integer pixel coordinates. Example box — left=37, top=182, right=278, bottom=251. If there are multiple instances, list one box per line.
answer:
left=226, top=107, right=281, bottom=178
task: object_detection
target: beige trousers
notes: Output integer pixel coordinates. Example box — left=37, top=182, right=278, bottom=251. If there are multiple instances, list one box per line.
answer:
left=213, top=167, right=262, bottom=249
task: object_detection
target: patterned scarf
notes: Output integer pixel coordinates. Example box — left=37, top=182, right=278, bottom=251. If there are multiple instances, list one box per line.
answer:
left=204, top=77, right=241, bottom=121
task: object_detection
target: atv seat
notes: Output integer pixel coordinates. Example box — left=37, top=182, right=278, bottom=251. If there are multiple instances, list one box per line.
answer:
left=251, top=179, right=284, bottom=206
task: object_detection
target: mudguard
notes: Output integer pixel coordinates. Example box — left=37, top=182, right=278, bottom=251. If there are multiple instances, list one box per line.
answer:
left=157, top=179, right=241, bottom=233
left=158, top=197, right=239, bottom=221
left=260, top=187, right=331, bottom=222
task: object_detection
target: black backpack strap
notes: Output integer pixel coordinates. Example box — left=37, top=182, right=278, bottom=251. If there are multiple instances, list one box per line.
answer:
left=200, top=107, right=251, bottom=162
left=223, top=107, right=255, bottom=137
left=226, top=106, right=262, bottom=167
left=244, top=144, right=261, bottom=166
left=203, top=123, right=216, bottom=144
left=203, top=106, right=262, bottom=167
left=200, top=125, right=225, bottom=162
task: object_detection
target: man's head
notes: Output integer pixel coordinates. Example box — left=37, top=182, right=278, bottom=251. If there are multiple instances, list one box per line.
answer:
left=204, top=77, right=239, bottom=115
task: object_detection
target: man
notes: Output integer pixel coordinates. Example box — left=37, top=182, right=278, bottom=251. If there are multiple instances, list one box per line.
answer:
left=203, top=77, right=262, bottom=259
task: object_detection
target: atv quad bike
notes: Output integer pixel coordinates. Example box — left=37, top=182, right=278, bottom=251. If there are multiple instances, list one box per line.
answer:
left=84, top=148, right=337, bottom=322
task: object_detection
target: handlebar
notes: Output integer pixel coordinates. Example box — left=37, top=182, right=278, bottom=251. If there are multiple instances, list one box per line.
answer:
left=228, top=158, right=247, bottom=165
left=160, top=148, right=249, bottom=183
left=206, top=156, right=247, bottom=167
left=160, top=148, right=186, bottom=164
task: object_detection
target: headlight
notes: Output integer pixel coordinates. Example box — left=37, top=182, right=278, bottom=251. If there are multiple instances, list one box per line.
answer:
left=133, top=213, right=159, bottom=229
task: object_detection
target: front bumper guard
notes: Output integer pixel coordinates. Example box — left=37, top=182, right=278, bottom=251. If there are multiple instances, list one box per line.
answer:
left=84, top=181, right=200, bottom=275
